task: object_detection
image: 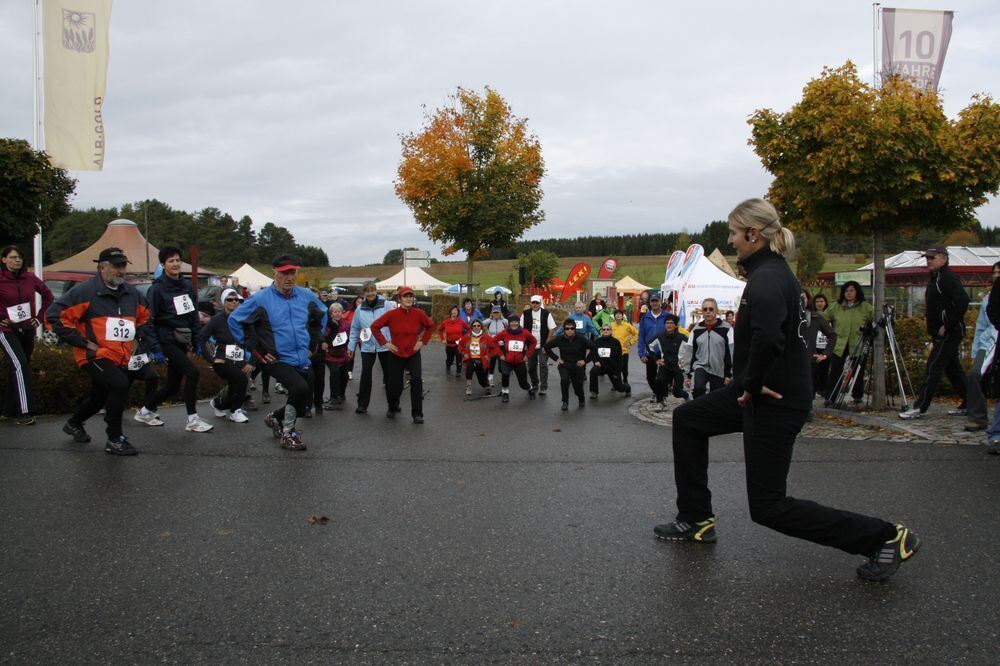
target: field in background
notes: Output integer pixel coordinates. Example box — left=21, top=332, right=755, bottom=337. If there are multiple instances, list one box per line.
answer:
left=231, top=255, right=864, bottom=292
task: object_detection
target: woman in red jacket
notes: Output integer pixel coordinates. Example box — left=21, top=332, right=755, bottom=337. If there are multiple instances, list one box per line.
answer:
left=459, top=319, right=499, bottom=398
left=0, top=245, right=53, bottom=425
left=370, top=286, right=435, bottom=424
left=437, top=305, right=469, bottom=377
left=492, top=313, right=537, bottom=402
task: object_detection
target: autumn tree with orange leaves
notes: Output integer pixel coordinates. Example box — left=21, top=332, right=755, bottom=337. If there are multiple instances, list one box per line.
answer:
left=749, top=62, right=1000, bottom=410
left=395, top=87, right=545, bottom=283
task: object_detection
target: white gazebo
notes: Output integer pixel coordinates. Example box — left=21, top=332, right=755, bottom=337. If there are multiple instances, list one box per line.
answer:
left=377, top=267, right=451, bottom=292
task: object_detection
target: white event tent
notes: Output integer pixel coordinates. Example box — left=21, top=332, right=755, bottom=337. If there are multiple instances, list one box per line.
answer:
left=230, top=263, right=273, bottom=292
left=377, top=267, right=451, bottom=292
left=673, top=255, right=746, bottom=328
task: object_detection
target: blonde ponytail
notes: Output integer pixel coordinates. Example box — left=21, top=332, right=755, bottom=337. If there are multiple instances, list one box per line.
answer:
left=728, top=198, right=796, bottom=258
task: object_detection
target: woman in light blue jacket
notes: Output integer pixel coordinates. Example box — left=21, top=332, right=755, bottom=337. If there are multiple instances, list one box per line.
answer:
left=964, top=262, right=1000, bottom=431
left=347, top=282, right=395, bottom=414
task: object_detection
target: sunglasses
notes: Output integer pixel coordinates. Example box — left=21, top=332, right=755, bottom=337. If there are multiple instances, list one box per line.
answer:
left=225, top=298, right=240, bottom=302
left=702, top=307, right=716, bottom=312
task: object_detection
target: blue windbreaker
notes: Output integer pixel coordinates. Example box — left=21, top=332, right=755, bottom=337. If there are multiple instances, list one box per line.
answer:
left=637, top=309, right=668, bottom=360
left=972, top=295, right=997, bottom=358
left=227, top=284, right=327, bottom=368
left=348, top=296, right=395, bottom=353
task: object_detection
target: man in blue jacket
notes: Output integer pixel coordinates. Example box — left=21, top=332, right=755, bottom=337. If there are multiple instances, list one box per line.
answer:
left=637, top=294, right=669, bottom=403
left=228, top=254, right=327, bottom=450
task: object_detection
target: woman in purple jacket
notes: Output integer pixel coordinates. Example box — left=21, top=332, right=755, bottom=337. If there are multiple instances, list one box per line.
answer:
left=0, top=245, right=53, bottom=425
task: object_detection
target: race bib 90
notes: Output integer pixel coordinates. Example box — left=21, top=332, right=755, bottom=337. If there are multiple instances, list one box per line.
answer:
left=6, top=303, right=31, bottom=323
left=598, top=347, right=611, bottom=358
left=173, top=294, right=195, bottom=315
left=105, top=318, right=135, bottom=342
left=224, top=345, right=245, bottom=361
left=507, top=340, right=524, bottom=352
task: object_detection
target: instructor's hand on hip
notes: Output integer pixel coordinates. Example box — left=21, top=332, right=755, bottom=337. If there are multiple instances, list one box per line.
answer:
left=737, top=386, right=783, bottom=408
left=386, top=343, right=399, bottom=354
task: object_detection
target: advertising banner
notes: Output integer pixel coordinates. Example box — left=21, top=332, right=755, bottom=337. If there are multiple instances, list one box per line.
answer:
left=43, top=0, right=112, bottom=170
left=559, top=263, right=591, bottom=303
left=881, top=7, right=954, bottom=92
left=597, top=258, right=618, bottom=279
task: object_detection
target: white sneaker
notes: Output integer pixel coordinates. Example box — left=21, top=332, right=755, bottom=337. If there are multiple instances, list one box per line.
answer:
left=348, top=371, right=353, bottom=380
left=488, top=376, right=494, bottom=387
left=185, top=416, right=214, bottom=432
left=465, top=386, right=472, bottom=396
left=898, top=408, right=923, bottom=420
left=211, top=397, right=227, bottom=418
left=134, top=410, right=164, bottom=427
left=274, top=382, right=287, bottom=395
left=248, top=380, right=256, bottom=391
left=229, top=409, right=249, bottom=423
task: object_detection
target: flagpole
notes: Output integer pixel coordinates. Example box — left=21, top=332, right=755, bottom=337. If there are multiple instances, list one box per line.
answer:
left=32, top=0, right=44, bottom=339
left=872, top=3, right=881, bottom=88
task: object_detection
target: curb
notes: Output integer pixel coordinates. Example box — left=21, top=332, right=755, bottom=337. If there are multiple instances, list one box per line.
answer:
left=812, top=407, right=937, bottom=441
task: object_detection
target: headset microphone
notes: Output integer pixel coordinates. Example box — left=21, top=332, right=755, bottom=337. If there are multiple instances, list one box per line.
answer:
left=744, top=229, right=751, bottom=242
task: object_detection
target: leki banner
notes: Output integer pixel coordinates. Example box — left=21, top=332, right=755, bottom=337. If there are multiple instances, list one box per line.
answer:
left=43, top=0, right=112, bottom=170
left=597, top=258, right=618, bottom=280
left=559, top=263, right=591, bottom=303
left=881, top=7, right=954, bottom=92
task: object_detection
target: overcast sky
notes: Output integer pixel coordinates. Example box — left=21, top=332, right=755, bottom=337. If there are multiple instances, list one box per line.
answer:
left=1, top=1, right=997, bottom=265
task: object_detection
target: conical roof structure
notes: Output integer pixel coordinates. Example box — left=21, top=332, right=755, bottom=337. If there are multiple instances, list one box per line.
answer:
left=46, top=219, right=198, bottom=275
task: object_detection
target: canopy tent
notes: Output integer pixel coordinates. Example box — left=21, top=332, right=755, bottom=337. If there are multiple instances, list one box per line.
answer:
left=671, top=255, right=746, bottom=328
left=707, top=248, right=738, bottom=278
left=482, top=284, right=512, bottom=295
left=443, top=283, right=473, bottom=294
left=230, top=263, right=273, bottom=292
left=614, top=275, right=651, bottom=292
left=377, top=267, right=451, bottom=291
left=46, top=219, right=204, bottom=275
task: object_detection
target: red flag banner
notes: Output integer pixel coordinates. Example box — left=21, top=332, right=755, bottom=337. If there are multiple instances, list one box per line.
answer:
left=597, top=258, right=618, bottom=279
left=559, top=263, right=591, bottom=303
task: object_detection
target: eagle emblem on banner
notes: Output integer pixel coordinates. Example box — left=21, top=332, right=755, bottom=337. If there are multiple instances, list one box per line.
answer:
left=61, top=9, right=96, bottom=53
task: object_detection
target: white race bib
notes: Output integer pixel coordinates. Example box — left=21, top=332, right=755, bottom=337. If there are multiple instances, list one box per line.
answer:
left=816, top=332, right=828, bottom=350
left=595, top=304, right=604, bottom=311
left=332, top=331, right=348, bottom=346
left=224, top=344, right=245, bottom=361
left=360, top=327, right=372, bottom=342
left=105, top=318, right=135, bottom=342
left=6, top=302, right=31, bottom=323
left=598, top=347, right=611, bottom=358
left=172, top=294, right=195, bottom=315
left=470, top=340, right=481, bottom=356
left=508, top=340, right=524, bottom=352
left=127, top=353, right=149, bottom=371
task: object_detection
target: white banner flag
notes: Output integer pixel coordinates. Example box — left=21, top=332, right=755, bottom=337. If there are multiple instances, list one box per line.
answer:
left=42, top=0, right=112, bottom=170
left=881, top=7, right=954, bottom=92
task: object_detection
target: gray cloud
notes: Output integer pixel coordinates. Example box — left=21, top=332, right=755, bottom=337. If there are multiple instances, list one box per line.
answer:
left=1, top=1, right=996, bottom=264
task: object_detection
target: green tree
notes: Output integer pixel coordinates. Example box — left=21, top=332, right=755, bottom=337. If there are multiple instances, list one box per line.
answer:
left=675, top=231, right=691, bottom=251
left=749, top=62, right=1000, bottom=409
left=517, top=249, right=559, bottom=290
left=795, top=232, right=825, bottom=285
left=256, top=222, right=297, bottom=261
left=0, top=139, right=77, bottom=252
left=234, top=215, right=258, bottom=264
left=395, top=86, right=545, bottom=283
left=694, top=220, right=730, bottom=254
left=47, top=206, right=117, bottom=262
left=296, top=244, right=330, bottom=267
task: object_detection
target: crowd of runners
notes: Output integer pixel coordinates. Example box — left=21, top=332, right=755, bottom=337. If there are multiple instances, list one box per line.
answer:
left=18, top=197, right=1000, bottom=581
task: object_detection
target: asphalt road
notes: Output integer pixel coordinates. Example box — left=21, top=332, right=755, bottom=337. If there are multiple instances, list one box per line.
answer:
left=2, top=358, right=998, bottom=663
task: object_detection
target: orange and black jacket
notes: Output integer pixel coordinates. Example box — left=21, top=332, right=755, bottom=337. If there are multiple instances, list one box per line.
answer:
left=45, top=275, right=155, bottom=368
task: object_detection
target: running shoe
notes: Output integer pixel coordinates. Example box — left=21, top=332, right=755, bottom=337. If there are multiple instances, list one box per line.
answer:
left=348, top=371, right=353, bottom=380
left=274, top=382, right=287, bottom=395
left=488, top=376, right=494, bottom=387
left=590, top=392, right=599, bottom=399
left=856, top=524, right=921, bottom=582
left=947, top=407, right=967, bottom=416
left=355, top=407, right=367, bottom=414
left=280, top=429, right=306, bottom=450
left=561, top=402, right=568, bottom=411
left=211, top=396, right=227, bottom=418
left=538, top=388, right=547, bottom=395
left=528, top=388, right=536, bottom=400
left=229, top=408, right=249, bottom=423
left=301, top=406, right=313, bottom=419
left=484, top=387, right=492, bottom=396
left=261, top=391, right=271, bottom=404
left=264, top=412, right=283, bottom=438
left=248, top=380, right=256, bottom=391
left=15, top=415, right=36, bottom=426
left=185, top=416, right=214, bottom=433
left=413, top=416, right=424, bottom=424
left=134, top=410, right=164, bottom=427
left=964, top=421, right=987, bottom=432
left=898, top=408, right=923, bottom=420
left=654, top=517, right=717, bottom=543
left=105, top=435, right=138, bottom=456
left=63, top=420, right=91, bottom=443
left=465, top=386, right=472, bottom=396
left=501, top=392, right=510, bottom=403
left=988, top=441, right=1000, bottom=455
left=243, top=396, right=258, bottom=411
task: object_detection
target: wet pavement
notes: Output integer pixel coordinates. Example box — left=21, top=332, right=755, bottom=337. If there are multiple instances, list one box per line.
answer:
left=2, top=357, right=998, bottom=663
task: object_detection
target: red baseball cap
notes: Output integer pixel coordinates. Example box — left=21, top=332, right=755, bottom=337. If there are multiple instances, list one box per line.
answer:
left=397, top=285, right=415, bottom=296
left=272, top=254, right=301, bottom=271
